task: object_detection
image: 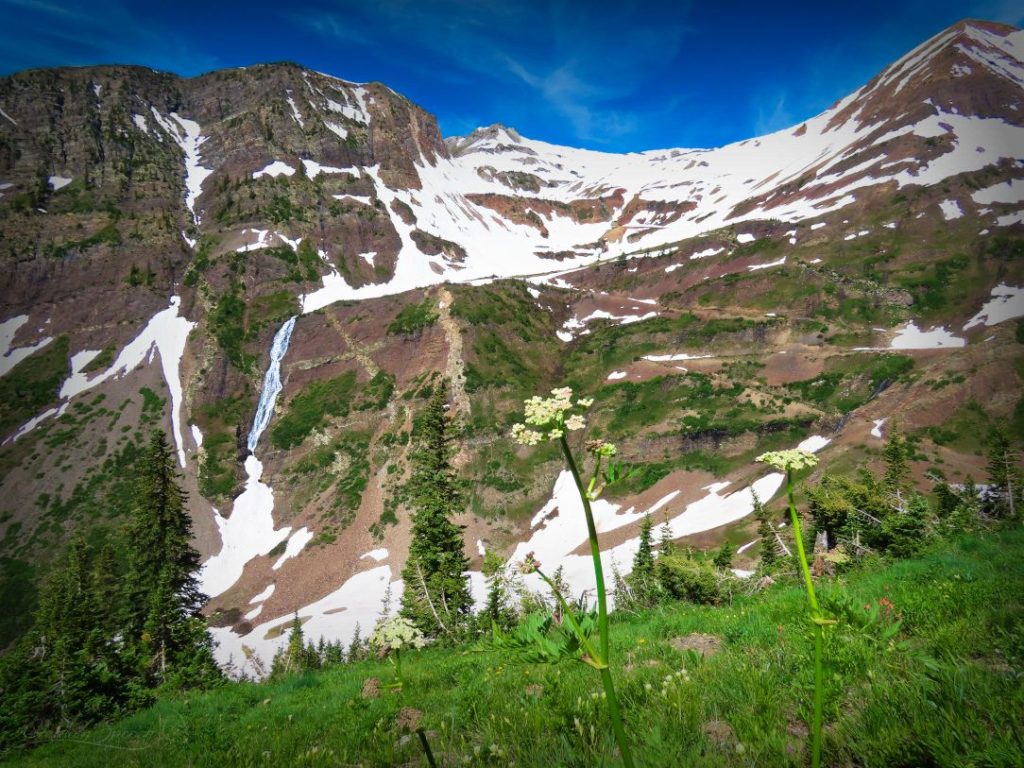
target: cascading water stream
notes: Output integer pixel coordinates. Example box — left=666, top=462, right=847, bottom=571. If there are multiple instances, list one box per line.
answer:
left=248, top=315, right=297, bottom=454
left=199, top=316, right=301, bottom=599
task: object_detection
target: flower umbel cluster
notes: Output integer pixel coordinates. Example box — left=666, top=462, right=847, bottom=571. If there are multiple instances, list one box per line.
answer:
left=517, top=551, right=541, bottom=575
left=370, top=616, right=426, bottom=653
left=512, top=387, right=594, bottom=445
left=756, top=449, right=819, bottom=472
left=586, top=439, right=617, bottom=458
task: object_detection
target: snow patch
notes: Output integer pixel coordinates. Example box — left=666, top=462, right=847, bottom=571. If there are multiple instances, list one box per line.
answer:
left=301, top=159, right=357, bottom=178
left=360, top=548, right=389, bottom=562
left=972, top=178, right=1024, bottom=206
left=58, top=349, right=102, bottom=397
left=607, top=371, right=627, bottom=380
left=273, top=527, right=314, bottom=570
left=643, top=352, right=711, bottom=362
left=48, top=175, right=72, bottom=191
left=11, top=298, right=195, bottom=465
left=324, top=121, right=348, bottom=140
left=748, top=256, right=786, bottom=271
left=254, top=160, right=296, bottom=179
left=0, top=320, right=53, bottom=378
left=200, top=456, right=292, bottom=598
left=285, top=91, right=304, bottom=127
left=149, top=111, right=213, bottom=224
left=690, top=246, right=724, bottom=260
left=249, top=584, right=276, bottom=604
left=871, top=419, right=886, bottom=439
left=939, top=199, right=963, bottom=220
left=797, top=435, right=831, bottom=454
left=887, top=321, right=966, bottom=349
left=963, top=283, right=1024, bottom=329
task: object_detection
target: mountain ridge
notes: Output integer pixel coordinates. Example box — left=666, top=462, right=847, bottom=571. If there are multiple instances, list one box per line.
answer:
left=0, top=17, right=1022, bottom=675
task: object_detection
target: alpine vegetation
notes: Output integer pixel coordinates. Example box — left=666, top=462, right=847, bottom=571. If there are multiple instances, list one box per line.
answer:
left=757, top=448, right=833, bottom=768
left=503, top=387, right=638, bottom=768
left=0, top=13, right=1023, bottom=768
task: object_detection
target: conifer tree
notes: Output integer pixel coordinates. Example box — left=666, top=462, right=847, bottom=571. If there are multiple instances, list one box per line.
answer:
left=0, top=537, right=131, bottom=750
left=127, top=431, right=218, bottom=687
left=479, top=550, right=515, bottom=631
left=400, top=383, right=472, bottom=637
left=883, top=429, right=911, bottom=503
left=985, top=428, right=1020, bottom=518
left=658, top=518, right=676, bottom=558
left=633, top=513, right=656, bottom=576
left=348, top=622, right=365, bottom=662
left=627, top=514, right=658, bottom=605
left=753, top=490, right=779, bottom=569
left=272, top=615, right=307, bottom=678
left=713, top=541, right=735, bottom=570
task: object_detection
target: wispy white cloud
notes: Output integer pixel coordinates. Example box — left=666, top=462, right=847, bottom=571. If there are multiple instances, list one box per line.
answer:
left=301, top=0, right=691, bottom=144
left=753, top=91, right=794, bottom=136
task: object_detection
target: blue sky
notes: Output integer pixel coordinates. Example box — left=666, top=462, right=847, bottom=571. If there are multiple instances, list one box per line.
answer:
left=1, top=0, right=1022, bottom=151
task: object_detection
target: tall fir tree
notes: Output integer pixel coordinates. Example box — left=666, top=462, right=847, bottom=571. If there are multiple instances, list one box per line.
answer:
left=127, top=431, right=219, bottom=688
left=713, top=541, right=735, bottom=570
left=883, top=429, right=911, bottom=503
left=479, top=550, right=515, bottom=632
left=985, top=428, right=1020, bottom=518
left=400, top=383, right=473, bottom=638
left=271, top=615, right=310, bottom=678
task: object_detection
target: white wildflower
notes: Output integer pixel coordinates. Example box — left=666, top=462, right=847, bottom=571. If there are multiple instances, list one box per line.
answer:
left=369, top=616, right=425, bottom=652
left=756, top=449, right=819, bottom=472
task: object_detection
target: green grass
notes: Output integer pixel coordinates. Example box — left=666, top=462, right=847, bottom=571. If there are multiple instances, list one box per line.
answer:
left=387, top=299, right=439, bottom=335
left=270, top=372, right=358, bottom=450
left=288, top=431, right=372, bottom=526
left=11, top=530, right=1023, bottom=767
left=0, top=336, right=70, bottom=437
left=786, top=353, right=913, bottom=414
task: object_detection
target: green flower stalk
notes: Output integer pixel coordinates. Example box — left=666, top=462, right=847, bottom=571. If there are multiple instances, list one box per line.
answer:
left=371, top=617, right=436, bottom=767
left=512, top=388, right=636, bottom=768
left=757, top=449, right=834, bottom=768
left=370, top=616, right=426, bottom=691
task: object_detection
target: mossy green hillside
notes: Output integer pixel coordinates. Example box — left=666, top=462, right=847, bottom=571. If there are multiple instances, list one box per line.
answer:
left=11, top=531, right=1023, bottom=767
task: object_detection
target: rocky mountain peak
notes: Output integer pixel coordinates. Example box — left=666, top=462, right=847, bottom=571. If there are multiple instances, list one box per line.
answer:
left=445, top=123, right=524, bottom=156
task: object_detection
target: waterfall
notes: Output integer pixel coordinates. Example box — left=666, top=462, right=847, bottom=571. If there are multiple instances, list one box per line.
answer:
left=247, top=316, right=297, bottom=453
left=200, top=315, right=298, bottom=600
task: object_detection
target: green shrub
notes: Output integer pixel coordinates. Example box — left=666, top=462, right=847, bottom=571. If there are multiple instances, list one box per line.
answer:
left=655, top=554, right=722, bottom=604
left=355, top=371, right=395, bottom=411
left=387, top=300, right=438, bottom=335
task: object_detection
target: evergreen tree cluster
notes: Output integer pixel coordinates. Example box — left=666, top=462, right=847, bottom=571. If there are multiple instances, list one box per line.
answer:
left=268, top=615, right=351, bottom=678
left=619, top=515, right=732, bottom=610
left=612, top=428, right=1021, bottom=612
left=0, top=432, right=220, bottom=754
left=804, top=428, right=1018, bottom=561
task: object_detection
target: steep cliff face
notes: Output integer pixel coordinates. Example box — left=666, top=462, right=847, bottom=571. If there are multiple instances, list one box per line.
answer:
left=0, top=20, right=1022, bottom=671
